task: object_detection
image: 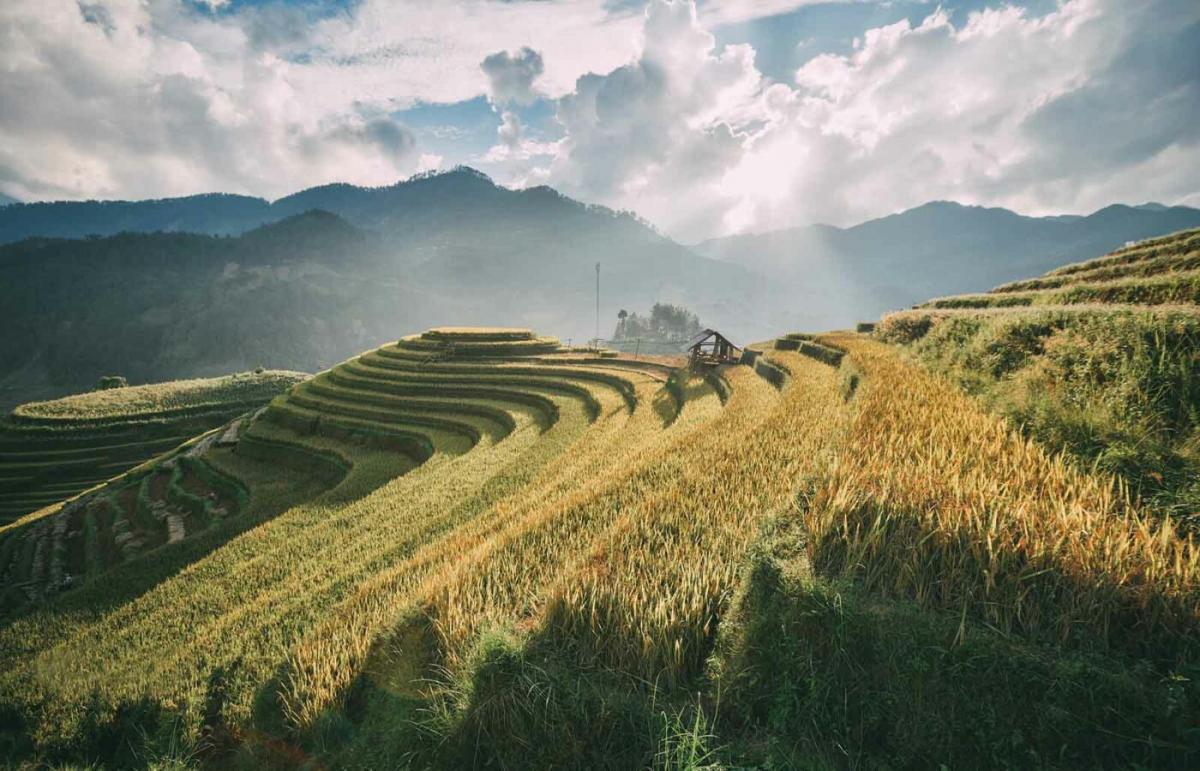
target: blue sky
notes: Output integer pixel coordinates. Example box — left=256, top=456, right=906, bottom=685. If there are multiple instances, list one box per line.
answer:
left=1, top=0, right=1197, bottom=239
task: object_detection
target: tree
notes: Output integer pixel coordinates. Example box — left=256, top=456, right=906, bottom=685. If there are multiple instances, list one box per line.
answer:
left=648, top=303, right=701, bottom=339
left=612, top=303, right=701, bottom=342
left=617, top=309, right=628, bottom=339
left=96, top=375, right=127, bottom=390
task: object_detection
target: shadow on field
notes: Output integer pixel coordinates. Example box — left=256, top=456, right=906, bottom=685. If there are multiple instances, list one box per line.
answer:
left=304, top=624, right=682, bottom=770
left=295, top=518, right=1200, bottom=770
left=807, top=501, right=1200, bottom=667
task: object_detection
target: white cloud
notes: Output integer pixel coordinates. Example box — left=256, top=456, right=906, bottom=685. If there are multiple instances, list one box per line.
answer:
left=478, top=46, right=556, bottom=169
left=0, top=0, right=641, bottom=201
left=0, top=0, right=435, bottom=200
left=521, top=0, right=1200, bottom=240
left=695, top=0, right=847, bottom=28
left=541, top=0, right=762, bottom=238
left=289, top=0, right=641, bottom=109
left=482, top=110, right=559, bottom=164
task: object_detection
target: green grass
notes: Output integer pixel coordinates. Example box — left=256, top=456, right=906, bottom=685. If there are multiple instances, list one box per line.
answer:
left=881, top=231, right=1200, bottom=533
left=708, top=517, right=1199, bottom=769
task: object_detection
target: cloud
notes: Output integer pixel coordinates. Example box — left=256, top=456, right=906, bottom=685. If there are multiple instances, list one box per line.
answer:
left=291, top=0, right=641, bottom=109
left=1, top=0, right=1195, bottom=237
left=694, top=0, right=846, bottom=28
left=483, top=110, right=558, bottom=165
left=524, top=0, right=1200, bottom=239
left=763, top=0, right=1200, bottom=226
left=0, top=0, right=433, bottom=201
left=478, top=46, right=556, bottom=168
left=481, top=47, right=545, bottom=106
left=543, top=0, right=761, bottom=237
left=0, top=0, right=640, bottom=202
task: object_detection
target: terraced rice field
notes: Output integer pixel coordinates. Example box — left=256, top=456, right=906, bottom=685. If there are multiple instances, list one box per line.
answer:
left=0, top=371, right=306, bottom=524
left=0, top=330, right=698, bottom=747
left=1, top=316, right=1197, bottom=766
left=875, top=225, right=1200, bottom=559
left=862, top=229, right=1200, bottom=644
left=913, top=226, right=1200, bottom=310
left=0, top=327, right=854, bottom=752
left=0, top=436, right=252, bottom=611
left=877, top=230, right=1200, bottom=526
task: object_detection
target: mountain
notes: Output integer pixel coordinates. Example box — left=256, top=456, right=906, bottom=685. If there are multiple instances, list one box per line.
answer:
left=0, top=193, right=19, bottom=207
left=0, top=165, right=762, bottom=334
left=0, top=174, right=761, bottom=409
left=0, top=192, right=272, bottom=242
left=695, top=201, right=1200, bottom=331
left=7, top=171, right=1197, bottom=408
left=0, top=167, right=663, bottom=249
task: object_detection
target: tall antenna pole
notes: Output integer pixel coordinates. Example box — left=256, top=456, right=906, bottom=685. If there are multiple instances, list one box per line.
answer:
left=594, top=262, right=600, bottom=347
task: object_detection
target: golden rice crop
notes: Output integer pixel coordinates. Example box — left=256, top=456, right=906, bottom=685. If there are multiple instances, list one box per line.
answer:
left=6, top=319, right=1199, bottom=761
left=804, top=333, right=1200, bottom=654
left=538, top=351, right=848, bottom=682
left=0, top=355, right=661, bottom=748
left=279, top=370, right=723, bottom=725
left=414, top=372, right=737, bottom=675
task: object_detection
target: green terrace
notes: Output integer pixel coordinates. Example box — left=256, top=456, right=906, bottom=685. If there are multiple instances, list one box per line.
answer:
left=0, top=371, right=306, bottom=524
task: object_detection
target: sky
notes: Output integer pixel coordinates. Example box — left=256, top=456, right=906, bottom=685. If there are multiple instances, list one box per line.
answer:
left=1, top=0, right=1197, bottom=241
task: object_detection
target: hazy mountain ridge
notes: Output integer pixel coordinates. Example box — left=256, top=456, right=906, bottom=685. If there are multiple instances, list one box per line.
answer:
left=0, top=177, right=761, bottom=409
left=696, top=201, right=1200, bottom=331
left=0, top=167, right=658, bottom=246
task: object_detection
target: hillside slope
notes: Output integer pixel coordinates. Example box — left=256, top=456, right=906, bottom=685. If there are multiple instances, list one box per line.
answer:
left=696, top=201, right=1200, bottom=332
left=880, top=226, right=1200, bottom=530
left=1, top=323, right=1195, bottom=768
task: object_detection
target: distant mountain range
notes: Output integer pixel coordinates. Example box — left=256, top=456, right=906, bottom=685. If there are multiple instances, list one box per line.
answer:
left=0, top=169, right=759, bottom=409
left=2, top=168, right=1197, bottom=409
left=694, top=201, right=1200, bottom=332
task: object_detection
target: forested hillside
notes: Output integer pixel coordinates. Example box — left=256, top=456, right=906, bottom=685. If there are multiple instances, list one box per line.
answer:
left=7, top=170, right=1199, bottom=368
left=0, top=178, right=757, bottom=409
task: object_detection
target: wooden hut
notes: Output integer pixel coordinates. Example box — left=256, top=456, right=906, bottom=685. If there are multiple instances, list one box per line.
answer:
left=687, top=329, right=741, bottom=368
